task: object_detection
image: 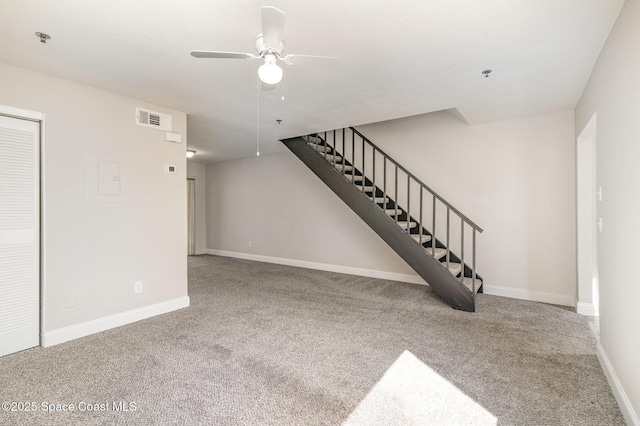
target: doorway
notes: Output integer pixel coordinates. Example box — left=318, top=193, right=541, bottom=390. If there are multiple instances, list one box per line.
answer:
left=0, top=108, right=42, bottom=357
left=576, top=114, right=599, bottom=317
left=187, top=178, right=196, bottom=255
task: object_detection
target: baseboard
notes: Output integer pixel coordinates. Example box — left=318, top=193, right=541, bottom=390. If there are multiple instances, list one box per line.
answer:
left=595, top=339, right=640, bottom=426
left=42, top=296, right=190, bottom=347
left=482, top=285, right=574, bottom=307
left=204, top=249, right=427, bottom=285
left=205, top=250, right=576, bottom=307
left=576, top=300, right=597, bottom=316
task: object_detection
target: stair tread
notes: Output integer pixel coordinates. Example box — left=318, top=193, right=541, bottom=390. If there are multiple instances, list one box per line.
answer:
left=303, top=135, right=323, bottom=144
left=310, top=143, right=331, bottom=152
left=334, top=163, right=353, bottom=171
left=385, top=209, right=404, bottom=218
left=461, top=277, right=482, bottom=293
left=397, top=221, right=417, bottom=230
left=411, top=233, right=432, bottom=243
left=354, top=181, right=374, bottom=189
left=357, top=183, right=375, bottom=190
left=442, top=261, right=462, bottom=276
left=373, top=197, right=390, bottom=203
left=424, top=247, right=447, bottom=258
left=324, top=154, right=342, bottom=161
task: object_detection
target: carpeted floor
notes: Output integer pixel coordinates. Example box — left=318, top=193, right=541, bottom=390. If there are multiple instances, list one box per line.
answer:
left=0, top=255, right=624, bottom=425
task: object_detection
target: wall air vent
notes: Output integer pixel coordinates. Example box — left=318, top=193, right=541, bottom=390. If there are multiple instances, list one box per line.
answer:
left=135, top=107, right=172, bottom=131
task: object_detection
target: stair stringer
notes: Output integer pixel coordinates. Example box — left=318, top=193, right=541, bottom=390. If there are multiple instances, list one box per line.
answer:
left=282, top=136, right=475, bottom=312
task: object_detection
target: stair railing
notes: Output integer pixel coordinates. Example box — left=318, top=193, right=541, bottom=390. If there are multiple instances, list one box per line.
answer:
left=309, top=127, right=483, bottom=297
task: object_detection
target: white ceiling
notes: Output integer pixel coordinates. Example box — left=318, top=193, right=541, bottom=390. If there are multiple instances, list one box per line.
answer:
left=0, top=0, right=624, bottom=162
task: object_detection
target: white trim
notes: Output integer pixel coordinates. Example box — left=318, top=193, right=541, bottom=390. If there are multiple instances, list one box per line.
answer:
left=0, top=104, right=44, bottom=121
left=595, top=339, right=640, bottom=426
left=205, top=250, right=577, bottom=307
left=576, top=300, right=597, bottom=316
left=42, top=296, right=190, bottom=347
left=0, top=106, right=46, bottom=345
left=204, top=249, right=427, bottom=285
left=482, top=284, right=574, bottom=307
left=40, top=114, right=47, bottom=345
left=576, top=114, right=600, bottom=317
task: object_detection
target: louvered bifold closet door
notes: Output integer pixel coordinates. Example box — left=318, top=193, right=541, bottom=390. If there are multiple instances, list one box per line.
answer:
left=0, top=115, right=40, bottom=357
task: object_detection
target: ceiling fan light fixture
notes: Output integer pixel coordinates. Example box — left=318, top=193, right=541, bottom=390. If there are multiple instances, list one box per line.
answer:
left=258, top=54, right=283, bottom=85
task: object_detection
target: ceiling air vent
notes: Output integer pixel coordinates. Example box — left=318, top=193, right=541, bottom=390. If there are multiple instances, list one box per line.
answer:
left=135, top=107, right=172, bottom=131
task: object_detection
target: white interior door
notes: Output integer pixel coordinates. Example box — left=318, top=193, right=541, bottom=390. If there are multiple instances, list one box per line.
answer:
left=0, top=114, right=40, bottom=357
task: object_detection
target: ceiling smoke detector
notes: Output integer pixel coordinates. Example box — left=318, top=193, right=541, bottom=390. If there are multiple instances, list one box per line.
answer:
left=35, top=32, right=51, bottom=43
left=482, top=69, right=492, bottom=78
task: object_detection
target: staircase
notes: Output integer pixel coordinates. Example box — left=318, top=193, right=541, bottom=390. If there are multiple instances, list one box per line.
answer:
left=281, top=127, right=483, bottom=312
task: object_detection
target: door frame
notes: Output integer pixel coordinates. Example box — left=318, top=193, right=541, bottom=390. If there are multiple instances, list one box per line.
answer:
left=187, top=178, right=196, bottom=255
left=0, top=104, right=45, bottom=346
left=576, top=113, right=598, bottom=316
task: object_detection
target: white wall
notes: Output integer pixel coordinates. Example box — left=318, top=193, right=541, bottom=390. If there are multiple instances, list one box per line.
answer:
left=187, top=162, right=207, bottom=254
left=357, top=110, right=576, bottom=305
left=206, top=151, right=418, bottom=280
left=0, top=62, right=189, bottom=337
left=206, top=110, right=576, bottom=305
left=575, top=0, right=640, bottom=422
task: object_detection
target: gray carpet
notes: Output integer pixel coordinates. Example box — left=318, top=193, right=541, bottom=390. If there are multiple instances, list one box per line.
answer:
left=0, top=255, right=624, bottom=425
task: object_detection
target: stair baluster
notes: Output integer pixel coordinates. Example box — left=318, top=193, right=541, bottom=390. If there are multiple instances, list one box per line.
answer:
left=446, top=207, right=450, bottom=272
left=407, top=174, right=411, bottom=232
left=372, top=147, right=376, bottom=202
left=419, top=187, right=424, bottom=248
left=394, top=165, right=399, bottom=224
left=383, top=159, right=387, bottom=212
left=461, top=220, right=465, bottom=284
left=432, top=194, right=437, bottom=258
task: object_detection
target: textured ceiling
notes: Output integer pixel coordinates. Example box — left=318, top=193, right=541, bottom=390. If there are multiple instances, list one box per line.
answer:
left=0, top=0, right=624, bottom=162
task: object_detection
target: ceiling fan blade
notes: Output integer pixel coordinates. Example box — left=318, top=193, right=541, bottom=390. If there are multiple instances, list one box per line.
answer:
left=261, top=6, right=285, bottom=50
left=283, top=54, right=340, bottom=66
left=190, top=50, right=258, bottom=59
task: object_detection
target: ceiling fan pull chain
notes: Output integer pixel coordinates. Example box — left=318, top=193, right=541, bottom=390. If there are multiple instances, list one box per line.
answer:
left=256, top=76, right=260, bottom=156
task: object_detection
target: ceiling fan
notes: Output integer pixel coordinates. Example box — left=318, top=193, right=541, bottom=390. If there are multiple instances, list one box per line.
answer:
left=191, top=6, right=335, bottom=85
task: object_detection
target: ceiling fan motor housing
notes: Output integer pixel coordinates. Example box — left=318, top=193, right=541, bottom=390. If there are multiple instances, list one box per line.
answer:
left=255, top=34, right=284, bottom=57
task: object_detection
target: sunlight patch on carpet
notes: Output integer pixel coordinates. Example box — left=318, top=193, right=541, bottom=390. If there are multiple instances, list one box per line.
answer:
left=343, top=350, right=497, bottom=426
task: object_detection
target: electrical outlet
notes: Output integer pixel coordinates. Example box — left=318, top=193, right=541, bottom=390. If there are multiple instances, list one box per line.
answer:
left=134, top=281, right=143, bottom=294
